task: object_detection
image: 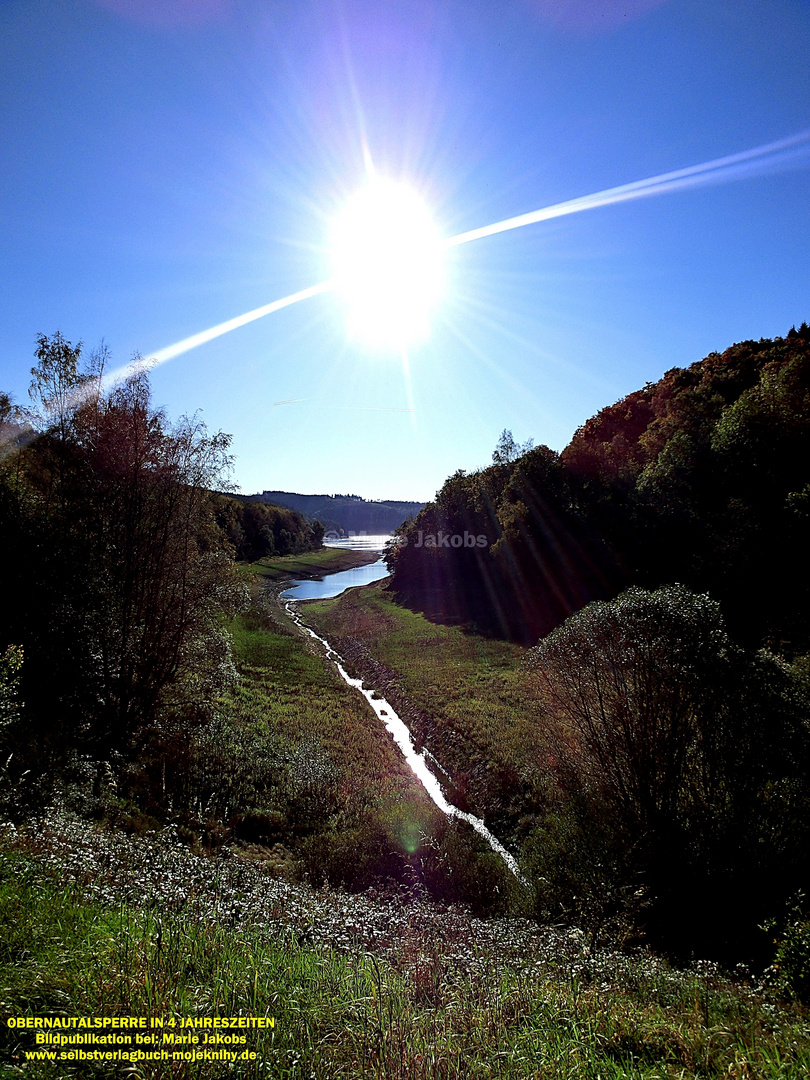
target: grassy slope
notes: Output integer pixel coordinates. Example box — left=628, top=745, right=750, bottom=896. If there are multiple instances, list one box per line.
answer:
left=217, top=590, right=455, bottom=890
left=303, top=582, right=547, bottom=829
left=2, top=845, right=809, bottom=1079
left=226, top=603, right=415, bottom=794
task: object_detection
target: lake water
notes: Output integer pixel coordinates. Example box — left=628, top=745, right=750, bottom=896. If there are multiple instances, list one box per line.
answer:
left=280, top=558, right=390, bottom=601
left=322, top=534, right=392, bottom=552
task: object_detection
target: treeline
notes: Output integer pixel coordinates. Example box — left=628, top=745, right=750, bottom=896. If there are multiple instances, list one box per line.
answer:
left=0, top=333, right=319, bottom=804
left=255, top=490, right=424, bottom=537
left=387, top=440, right=620, bottom=641
left=213, top=494, right=324, bottom=561
left=388, top=325, right=810, bottom=652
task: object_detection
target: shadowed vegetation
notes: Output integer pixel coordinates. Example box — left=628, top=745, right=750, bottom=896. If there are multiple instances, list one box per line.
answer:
left=4, top=324, right=810, bottom=1074
left=304, top=583, right=545, bottom=831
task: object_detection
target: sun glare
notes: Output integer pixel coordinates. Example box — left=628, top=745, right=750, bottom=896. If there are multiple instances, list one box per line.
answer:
left=331, top=180, right=444, bottom=349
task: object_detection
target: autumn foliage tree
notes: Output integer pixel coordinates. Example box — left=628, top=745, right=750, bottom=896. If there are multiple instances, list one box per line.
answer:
left=0, top=335, right=245, bottom=777
left=389, top=325, right=810, bottom=652
left=562, top=324, right=810, bottom=650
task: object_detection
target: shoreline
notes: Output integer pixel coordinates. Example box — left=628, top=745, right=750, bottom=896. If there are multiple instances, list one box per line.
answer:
left=252, top=545, right=387, bottom=629
left=248, top=544, right=383, bottom=584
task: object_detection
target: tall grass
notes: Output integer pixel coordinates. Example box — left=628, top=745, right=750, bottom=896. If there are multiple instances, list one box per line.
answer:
left=304, top=583, right=545, bottom=827
left=2, top=848, right=810, bottom=1078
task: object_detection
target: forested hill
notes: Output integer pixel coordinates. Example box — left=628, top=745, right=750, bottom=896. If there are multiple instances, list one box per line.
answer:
left=213, top=493, right=324, bottom=561
left=249, top=490, right=424, bottom=536
left=387, top=324, right=810, bottom=650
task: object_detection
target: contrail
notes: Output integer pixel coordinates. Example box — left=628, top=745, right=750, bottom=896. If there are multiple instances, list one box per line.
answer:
left=444, top=128, right=810, bottom=248
left=272, top=398, right=414, bottom=412
left=103, top=280, right=334, bottom=386
left=344, top=406, right=414, bottom=413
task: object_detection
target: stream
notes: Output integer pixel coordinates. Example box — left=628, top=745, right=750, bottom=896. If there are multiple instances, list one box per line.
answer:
left=282, top=586, right=526, bottom=883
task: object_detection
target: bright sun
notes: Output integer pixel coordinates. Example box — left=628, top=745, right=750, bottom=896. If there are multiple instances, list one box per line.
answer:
left=331, top=180, right=444, bottom=349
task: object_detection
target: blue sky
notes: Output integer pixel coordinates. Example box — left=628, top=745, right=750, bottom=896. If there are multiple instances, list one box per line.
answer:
left=1, top=0, right=809, bottom=501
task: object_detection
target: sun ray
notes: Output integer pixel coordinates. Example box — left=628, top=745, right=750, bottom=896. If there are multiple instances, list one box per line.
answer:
left=272, top=399, right=415, bottom=412
left=399, top=347, right=418, bottom=430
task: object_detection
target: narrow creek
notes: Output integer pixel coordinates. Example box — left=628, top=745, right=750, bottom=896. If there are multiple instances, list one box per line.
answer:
left=283, top=594, right=527, bottom=884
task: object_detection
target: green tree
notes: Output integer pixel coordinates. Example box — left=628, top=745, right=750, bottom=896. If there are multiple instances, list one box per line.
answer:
left=1, top=338, right=245, bottom=767
left=28, top=331, right=90, bottom=444
left=73, top=371, right=242, bottom=751
left=492, top=428, right=533, bottom=465
left=524, top=585, right=810, bottom=953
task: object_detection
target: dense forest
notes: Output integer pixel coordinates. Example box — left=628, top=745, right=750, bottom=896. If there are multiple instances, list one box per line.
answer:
left=252, top=490, right=424, bottom=537
left=388, top=325, right=810, bottom=652
left=213, top=492, right=325, bottom=561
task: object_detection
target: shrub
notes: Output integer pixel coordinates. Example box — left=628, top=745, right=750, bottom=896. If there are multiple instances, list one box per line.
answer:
left=521, top=797, right=641, bottom=945
left=524, top=585, right=810, bottom=957
left=764, top=896, right=810, bottom=1004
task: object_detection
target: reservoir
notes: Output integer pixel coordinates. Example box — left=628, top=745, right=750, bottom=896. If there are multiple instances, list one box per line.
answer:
left=280, top=558, right=390, bottom=601
left=322, top=533, right=392, bottom=552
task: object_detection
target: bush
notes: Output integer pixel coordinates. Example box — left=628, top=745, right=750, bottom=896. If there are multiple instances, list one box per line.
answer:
left=300, top=800, right=518, bottom=914
left=764, top=896, right=810, bottom=1004
left=523, top=585, right=810, bottom=957
left=521, top=797, right=642, bottom=945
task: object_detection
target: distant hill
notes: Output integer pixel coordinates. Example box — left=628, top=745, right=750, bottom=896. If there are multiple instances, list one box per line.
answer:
left=247, top=491, right=424, bottom=537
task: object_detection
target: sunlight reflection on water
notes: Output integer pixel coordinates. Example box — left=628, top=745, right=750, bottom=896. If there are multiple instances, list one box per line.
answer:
left=280, top=559, right=390, bottom=601
left=322, top=534, right=392, bottom=551
left=282, top=582, right=526, bottom=882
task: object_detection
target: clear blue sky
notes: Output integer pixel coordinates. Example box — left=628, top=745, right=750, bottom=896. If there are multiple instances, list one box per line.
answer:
left=2, top=0, right=809, bottom=501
